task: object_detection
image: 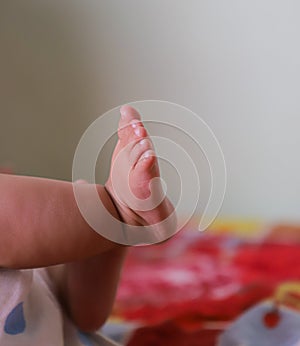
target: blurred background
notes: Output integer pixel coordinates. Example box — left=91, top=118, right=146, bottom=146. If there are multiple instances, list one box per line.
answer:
left=0, top=0, right=300, bottom=223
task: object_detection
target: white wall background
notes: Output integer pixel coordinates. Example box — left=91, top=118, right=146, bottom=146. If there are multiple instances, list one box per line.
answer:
left=0, top=0, right=299, bottom=222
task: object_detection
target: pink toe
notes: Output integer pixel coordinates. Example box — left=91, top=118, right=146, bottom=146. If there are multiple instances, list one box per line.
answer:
left=137, top=150, right=156, bottom=169
left=141, top=149, right=155, bottom=160
left=134, top=126, right=147, bottom=138
left=120, top=105, right=141, bottom=120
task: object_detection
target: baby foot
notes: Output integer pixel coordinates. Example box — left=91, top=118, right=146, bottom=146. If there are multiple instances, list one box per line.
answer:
left=105, top=105, right=176, bottom=235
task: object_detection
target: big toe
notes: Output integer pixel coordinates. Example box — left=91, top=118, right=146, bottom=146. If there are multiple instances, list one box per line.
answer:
left=120, top=105, right=141, bottom=121
left=118, top=105, right=147, bottom=145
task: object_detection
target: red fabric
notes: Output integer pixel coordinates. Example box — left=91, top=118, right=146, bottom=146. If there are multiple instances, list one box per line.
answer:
left=114, top=230, right=287, bottom=324
left=126, top=321, right=221, bottom=346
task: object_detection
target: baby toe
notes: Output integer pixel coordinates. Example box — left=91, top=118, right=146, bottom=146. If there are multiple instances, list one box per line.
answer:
left=130, top=138, right=153, bottom=166
left=136, top=149, right=157, bottom=170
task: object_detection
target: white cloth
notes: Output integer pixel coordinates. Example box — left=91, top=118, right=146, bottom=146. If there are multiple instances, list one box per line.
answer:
left=0, top=268, right=118, bottom=346
left=218, top=302, right=300, bottom=346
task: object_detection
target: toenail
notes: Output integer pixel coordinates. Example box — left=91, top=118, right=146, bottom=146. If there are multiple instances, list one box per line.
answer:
left=141, top=149, right=154, bottom=159
left=139, top=139, right=147, bottom=146
left=120, top=108, right=127, bottom=119
left=134, top=127, right=143, bottom=137
left=130, top=120, right=139, bottom=128
left=140, top=139, right=152, bottom=148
